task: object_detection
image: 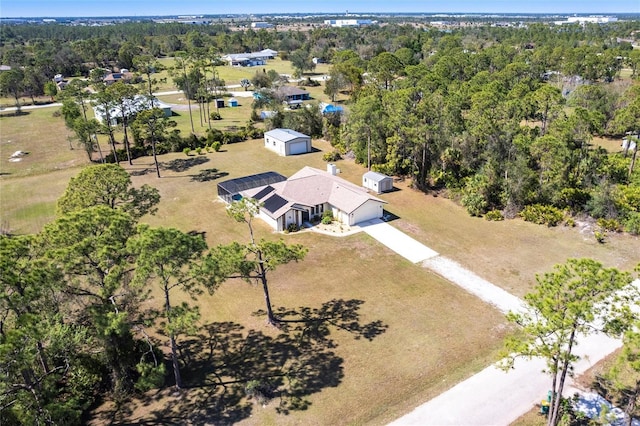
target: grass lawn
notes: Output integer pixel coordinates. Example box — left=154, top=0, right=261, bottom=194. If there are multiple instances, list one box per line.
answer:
left=2, top=99, right=638, bottom=425
left=0, top=107, right=90, bottom=178
left=156, top=93, right=257, bottom=133
left=592, top=135, right=623, bottom=153
left=155, top=57, right=319, bottom=89
left=83, top=141, right=509, bottom=425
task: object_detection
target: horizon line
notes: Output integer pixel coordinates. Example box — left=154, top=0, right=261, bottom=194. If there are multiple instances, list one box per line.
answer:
left=3, top=11, right=640, bottom=19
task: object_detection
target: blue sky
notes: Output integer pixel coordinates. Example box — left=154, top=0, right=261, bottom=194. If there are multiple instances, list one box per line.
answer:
left=2, top=0, right=639, bottom=18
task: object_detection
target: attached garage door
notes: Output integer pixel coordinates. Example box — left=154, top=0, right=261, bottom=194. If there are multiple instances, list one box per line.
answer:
left=288, top=140, right=308, bottom=155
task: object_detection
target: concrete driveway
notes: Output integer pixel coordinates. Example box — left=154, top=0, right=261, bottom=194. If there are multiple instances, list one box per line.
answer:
left=360, top=219, right=438, bottom=263
left=358, top=218, right=635, bottom=425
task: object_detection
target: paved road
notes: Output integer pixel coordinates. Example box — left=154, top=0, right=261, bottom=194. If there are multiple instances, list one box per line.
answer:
left=357, top=219, right=636, bottom=425
left=389, top=332, right=623, bottom=425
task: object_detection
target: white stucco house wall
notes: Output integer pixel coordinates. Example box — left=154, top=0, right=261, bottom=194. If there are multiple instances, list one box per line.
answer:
left=240, top=166, right=386, bottom=232
left=264, top=128, right=312, bottom=156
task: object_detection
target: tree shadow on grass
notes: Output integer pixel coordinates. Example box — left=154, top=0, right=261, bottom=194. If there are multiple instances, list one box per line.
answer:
left=190, top=168, right=229, bottom=182
left=161, top=156, right=210, bottom=172
left=166, top=299, right=387, bottom=422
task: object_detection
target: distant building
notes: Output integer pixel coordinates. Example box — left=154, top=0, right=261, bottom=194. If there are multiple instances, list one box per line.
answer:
left=222, top=49, right=278, bottom=67
left=324, top=19, right=373, bottom=28
left=274, top=86, right=311, bottom=108
left=103, top=71, right=135, bottom=85
left=251, top=22, right=273, bottom=29
left=93, top=95, right=171, bottom=125
left=555, top=16, right=618, bottom=25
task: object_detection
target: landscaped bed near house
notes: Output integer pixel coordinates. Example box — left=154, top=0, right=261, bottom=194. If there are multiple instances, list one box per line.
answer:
left=2, top=111, right=639, bottom=424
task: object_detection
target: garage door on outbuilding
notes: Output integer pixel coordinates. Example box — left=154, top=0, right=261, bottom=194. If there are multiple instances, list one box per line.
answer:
left=264, top=128, right=312, bottom=156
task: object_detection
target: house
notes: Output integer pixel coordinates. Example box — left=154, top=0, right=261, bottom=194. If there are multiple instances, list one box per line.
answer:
left=93, top=95, right=172, bottom=125
left=217, top=171, right=287, bottom=204
left=238, top=166, right=386, bottom=232
left=56, top=80, right=69, bottom=91
left=53, top=74, right=69, bottom=91
left=264, top=129, right=312, bottom=156
left=103, top=71, right=134, bottom=85
left=275, top=86, right=311, bottom=107
left=221, top=49, right=278, bottom=67
left=362, top=171, right=394, bottom=194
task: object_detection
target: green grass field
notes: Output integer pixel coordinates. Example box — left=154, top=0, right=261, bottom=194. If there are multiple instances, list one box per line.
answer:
left=2, top=98, right=638, bottom=425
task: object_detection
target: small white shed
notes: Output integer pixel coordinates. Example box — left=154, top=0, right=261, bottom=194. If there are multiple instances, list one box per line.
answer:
left=362, top=171, right=393, bottom=194
left=264, top=128, right=312, bottom=156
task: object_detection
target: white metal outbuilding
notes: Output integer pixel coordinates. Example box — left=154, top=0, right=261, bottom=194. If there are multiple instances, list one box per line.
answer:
left=264, top=128, right=312, bottom=156
left=362, top=171, right=393, bottom=194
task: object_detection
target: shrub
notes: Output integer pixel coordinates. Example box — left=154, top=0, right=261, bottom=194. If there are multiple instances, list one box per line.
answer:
left=245, top=379, right=274, bottom=406
left=323, top=150, right=342, bottom=162
left=212, top=141, right=222, bottom=152
left=519, top=204, right=564, bottom=226
left=623, top=213, right=640, bottom=235
left=564, top=217, right=576, bottom=227
left=286, top=223, right=300, bottom=233
left=195, top=147, right=203, bottom=155
left=321, top=210, right=333, bottom=224
left=183, top=147, right=191, bottom=156
left=298, top=77, right=320, bottom=87
left=596, top=218, right=621, bottom=232
left=594, top=231, right=606, bottom=244
left=210, top=112, right=222, bottom=120
left=461, top=175, right=489, bottom=217
left=206, top=128, right=224, bottom=143
left=485, top=210, right=504, bottom=221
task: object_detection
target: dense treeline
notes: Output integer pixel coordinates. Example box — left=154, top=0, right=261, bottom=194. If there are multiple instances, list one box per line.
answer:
left=2, top=18, right=640, bottom=424
left=0, top=19, right=639, bottom=231
left=0, top=165, right=309, bottom=424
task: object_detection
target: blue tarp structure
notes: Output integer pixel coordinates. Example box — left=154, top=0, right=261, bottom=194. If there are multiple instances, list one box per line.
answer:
left=320, top=103, right=344, bottom=114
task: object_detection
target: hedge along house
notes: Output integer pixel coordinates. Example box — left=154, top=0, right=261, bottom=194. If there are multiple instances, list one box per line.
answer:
left=216, top=171, right=287, bottom=204
left=362, top=171, right=394, bottom=194
left=239, top=166, right=386, bottom=232
left=264, top=129, right=312, bottom=156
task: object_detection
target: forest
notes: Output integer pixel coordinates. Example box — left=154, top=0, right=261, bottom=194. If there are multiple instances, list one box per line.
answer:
left=1, top=17, right=640, bottom=425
